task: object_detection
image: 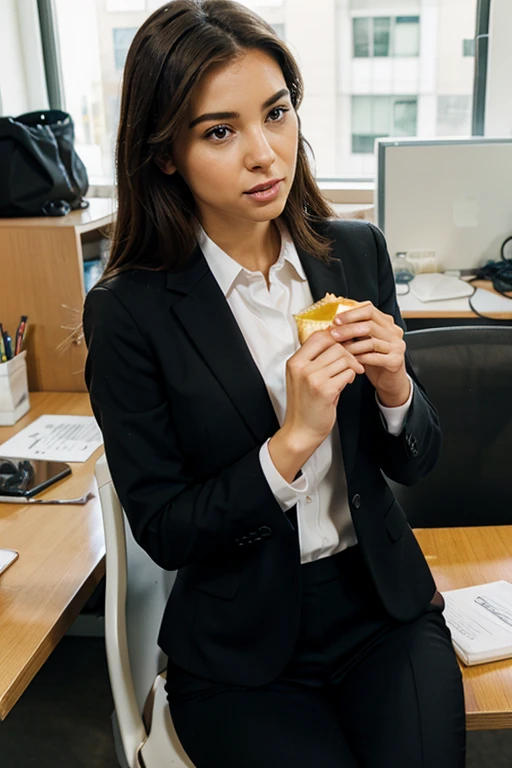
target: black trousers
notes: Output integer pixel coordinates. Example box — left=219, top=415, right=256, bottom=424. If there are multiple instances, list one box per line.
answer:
left=165, top=544, right=466, bottom=767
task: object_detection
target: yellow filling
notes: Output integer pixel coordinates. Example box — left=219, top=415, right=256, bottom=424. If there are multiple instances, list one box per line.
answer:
left=297, top=303, right=340, bottom=322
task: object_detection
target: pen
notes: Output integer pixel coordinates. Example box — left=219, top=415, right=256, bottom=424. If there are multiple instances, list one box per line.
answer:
left=4, top=333, right=12, bottom=360
left=0, top=324, right=7, bottom=363
left=15, top=315, right=28, bottom=356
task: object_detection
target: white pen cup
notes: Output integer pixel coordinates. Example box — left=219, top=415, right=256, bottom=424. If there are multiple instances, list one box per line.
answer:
left=0, top=350, right=30, bottom=426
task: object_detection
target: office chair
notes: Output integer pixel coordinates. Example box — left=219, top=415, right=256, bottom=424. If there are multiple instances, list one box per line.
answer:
left=95, top=454, right=195, bottom=768
left=387, top=325, right=512, bottom=528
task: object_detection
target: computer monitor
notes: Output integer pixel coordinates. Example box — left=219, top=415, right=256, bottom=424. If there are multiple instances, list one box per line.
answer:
left=376, top=137, right=512, bottom=272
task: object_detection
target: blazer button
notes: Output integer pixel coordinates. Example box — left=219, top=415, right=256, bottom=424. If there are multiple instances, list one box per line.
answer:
left=258, top=526, right=273, bottom=538
left=352, top=494, right=361, bottom=509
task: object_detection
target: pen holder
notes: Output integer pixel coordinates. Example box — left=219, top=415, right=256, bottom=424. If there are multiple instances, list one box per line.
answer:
left=0, top=351, right=30, bottom=426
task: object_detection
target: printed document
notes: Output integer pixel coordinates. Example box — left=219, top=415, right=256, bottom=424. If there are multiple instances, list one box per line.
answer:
left=442, top=581, right=512, bottom=665
left=0, top=414, right=103, bottom=463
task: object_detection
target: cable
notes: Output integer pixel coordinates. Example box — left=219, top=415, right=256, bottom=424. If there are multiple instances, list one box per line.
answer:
left=467, top=235, right=512, bottom=321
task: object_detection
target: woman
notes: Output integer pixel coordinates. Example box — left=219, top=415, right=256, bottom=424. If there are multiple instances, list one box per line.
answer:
left=83, top=1, right=466, bottom=766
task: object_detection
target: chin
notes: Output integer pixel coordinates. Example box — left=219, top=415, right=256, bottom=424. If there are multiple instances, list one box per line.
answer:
left=251, top=197, right=288, bottom=217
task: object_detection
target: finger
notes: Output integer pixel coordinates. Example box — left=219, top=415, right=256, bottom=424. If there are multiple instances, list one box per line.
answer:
left=330, top=366, right=357, bottom=394
left=354, top=352, right=403, bottom=370
left=334, top=305, right=397, bottom=334
left=324, top=355, right=364, bottom=377
left=330, top=320, right=382, bottom=343
left=309, top=342, right=365, bottom=375
left=300, top=328, right=341, bottom=360
left=333, top=301, right=374, bottom=325
left=309, top=341, right=348, bottom=367
left=308, top=356, right=356, bottom=395
left=343, top=338, right=392, bottom=357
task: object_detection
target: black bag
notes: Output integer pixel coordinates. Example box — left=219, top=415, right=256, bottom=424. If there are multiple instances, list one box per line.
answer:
left=0, top=110, right=89, bottom=217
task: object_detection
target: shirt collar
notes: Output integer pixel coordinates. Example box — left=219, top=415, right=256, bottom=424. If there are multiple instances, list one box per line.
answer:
left=195, top=218, right=307, bottom=297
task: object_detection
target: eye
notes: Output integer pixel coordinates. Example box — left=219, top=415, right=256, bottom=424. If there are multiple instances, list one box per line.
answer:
left=267, top=106, right=289, bottom=122
left=205, top=125, right=232, bottom=142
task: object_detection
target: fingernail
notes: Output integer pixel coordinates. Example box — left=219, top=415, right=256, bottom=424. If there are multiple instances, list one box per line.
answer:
left=330, top=328, right=343, bottom=339
left=334, top=316, right=343, bottom=325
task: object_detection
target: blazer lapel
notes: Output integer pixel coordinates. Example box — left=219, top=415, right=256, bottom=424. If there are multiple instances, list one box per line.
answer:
left=168, top=246, right=280, bottom=446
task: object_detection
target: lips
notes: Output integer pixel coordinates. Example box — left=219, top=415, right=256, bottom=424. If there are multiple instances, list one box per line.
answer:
left=245, top=178, right=283, bottom=194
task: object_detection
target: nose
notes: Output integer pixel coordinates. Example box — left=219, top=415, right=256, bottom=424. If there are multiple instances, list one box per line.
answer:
left=244, top=126, right=276, bottom=170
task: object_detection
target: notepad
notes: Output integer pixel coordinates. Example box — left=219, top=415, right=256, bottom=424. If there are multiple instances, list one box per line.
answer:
left=442, top=581, right=512, bottom=666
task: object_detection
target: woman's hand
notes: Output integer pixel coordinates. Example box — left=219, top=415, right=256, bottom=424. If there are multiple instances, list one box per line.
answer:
left=282, top=329, right=365, bottom=450
left=329, top=301, right=411, bottom=407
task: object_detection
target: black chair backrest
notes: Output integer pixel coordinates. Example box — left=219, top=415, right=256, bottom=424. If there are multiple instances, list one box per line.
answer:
left=386, top=326, right=512, bottom=527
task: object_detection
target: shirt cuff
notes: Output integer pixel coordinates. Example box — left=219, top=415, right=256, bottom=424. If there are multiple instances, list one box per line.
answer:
left=376, top=375, right=414, bottom=436
left=259, top=438, right=309, bottom=512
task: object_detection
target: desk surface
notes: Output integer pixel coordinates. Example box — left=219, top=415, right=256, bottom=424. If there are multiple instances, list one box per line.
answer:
left=0, top=393, right=105, bottom=720
left=0, top=198, right=115, bottom=233
left=416, top=526, right=512, bottom=730
left=399, top=279, right=512, bottom=320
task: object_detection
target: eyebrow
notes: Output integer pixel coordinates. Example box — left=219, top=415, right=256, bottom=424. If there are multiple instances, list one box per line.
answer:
left=188, top=88, right=290, bottom=129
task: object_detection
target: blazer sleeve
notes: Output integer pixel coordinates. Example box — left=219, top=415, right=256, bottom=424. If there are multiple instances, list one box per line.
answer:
left=366, top=222, right=442, bottom=486
left=83, top=285, right=293, bottom=572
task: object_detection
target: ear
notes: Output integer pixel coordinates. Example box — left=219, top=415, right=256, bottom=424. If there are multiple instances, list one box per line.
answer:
left=156, top=156, right=177, bottom=175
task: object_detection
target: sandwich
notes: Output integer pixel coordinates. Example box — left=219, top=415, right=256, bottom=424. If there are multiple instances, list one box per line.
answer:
left=294, top=292, right=361, bottom=344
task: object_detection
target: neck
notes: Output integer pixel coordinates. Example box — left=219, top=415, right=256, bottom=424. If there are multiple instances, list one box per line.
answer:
left=198, top=217, right=281, bottom=276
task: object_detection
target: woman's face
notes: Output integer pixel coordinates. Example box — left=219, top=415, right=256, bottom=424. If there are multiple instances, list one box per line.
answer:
left=163, top=48, right=299, bottom=229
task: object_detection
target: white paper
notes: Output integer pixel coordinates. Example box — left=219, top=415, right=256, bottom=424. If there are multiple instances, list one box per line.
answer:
left=0, top=414, right=103, bottom=462
left=398, top=287, right=512, bottom=314
left=442, top=581, right=512, bottom=665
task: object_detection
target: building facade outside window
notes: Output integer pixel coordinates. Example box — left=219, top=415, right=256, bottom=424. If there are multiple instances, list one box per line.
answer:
left=353, top=16, right=420, bottom=58
left=351, top=95, right=418, bottom=153
left=112, top=27, right=137, bottom=71
left=53, top=0, right=478, bottom=183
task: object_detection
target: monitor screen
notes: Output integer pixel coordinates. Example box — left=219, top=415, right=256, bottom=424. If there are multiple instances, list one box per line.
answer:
left=376, top=138, right=512, bottom=272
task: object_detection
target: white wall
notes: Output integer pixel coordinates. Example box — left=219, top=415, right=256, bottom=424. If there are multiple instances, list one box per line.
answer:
left=0, top=0, right=48, bottom=116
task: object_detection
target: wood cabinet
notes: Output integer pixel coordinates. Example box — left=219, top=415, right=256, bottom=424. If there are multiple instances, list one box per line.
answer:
left=0, top=199, right=115, bottom=392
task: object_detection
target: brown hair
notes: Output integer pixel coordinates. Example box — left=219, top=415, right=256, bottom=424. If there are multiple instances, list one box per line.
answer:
left=100, top=0, right=337, bottom=284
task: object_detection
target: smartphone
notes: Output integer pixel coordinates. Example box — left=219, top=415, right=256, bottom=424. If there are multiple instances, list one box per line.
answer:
left=0, top=548, right=19, bottom=576
left=0, top=458, right=71, bottom=498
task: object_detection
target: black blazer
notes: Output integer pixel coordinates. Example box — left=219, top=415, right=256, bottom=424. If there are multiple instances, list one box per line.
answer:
left=83, top=219, right=441, bottom=687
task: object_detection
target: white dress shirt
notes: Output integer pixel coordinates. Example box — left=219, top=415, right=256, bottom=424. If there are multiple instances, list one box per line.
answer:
left=196, top=219, right=413, bottom=564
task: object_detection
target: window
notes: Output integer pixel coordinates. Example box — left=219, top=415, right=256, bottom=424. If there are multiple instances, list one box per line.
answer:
left=353, top=16, right=419, bottom=59
left=352, top=96, right=418, bottom=154
left=50, top=0, right=479, bottom=182
left=395, top=16, right=420, bottom=57
left=373, top=18, right=391, bottom=57
left=113, top=28, right=137, bottom=71
left=353, top=17, right=370, bottom=58
left=437, top=95, right=472, bottom=135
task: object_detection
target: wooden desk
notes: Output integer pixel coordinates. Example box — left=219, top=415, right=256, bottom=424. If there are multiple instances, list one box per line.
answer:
left=0, top=392, right=105, bottom=720
left=416, top=526, right=512, bottom=730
